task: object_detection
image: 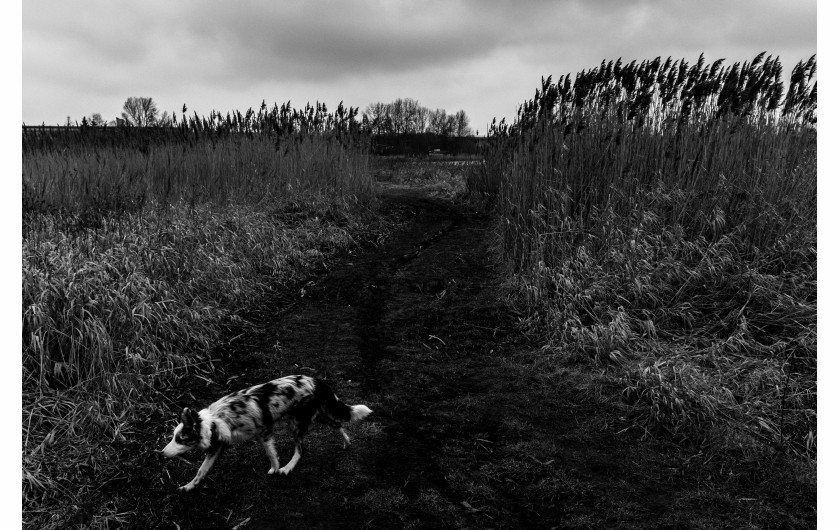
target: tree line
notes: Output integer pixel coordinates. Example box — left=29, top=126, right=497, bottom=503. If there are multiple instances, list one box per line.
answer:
left=73, top=97, right=175, bottom=128
left=73, top=96, right=475, bottom=138
left=363, top=98, right=472, bottom=136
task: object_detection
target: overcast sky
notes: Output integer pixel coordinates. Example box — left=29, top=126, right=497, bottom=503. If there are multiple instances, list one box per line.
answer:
left=23, top=0, right=816, bottom=132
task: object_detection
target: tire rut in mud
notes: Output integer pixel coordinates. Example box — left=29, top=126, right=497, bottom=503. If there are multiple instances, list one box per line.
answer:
left=258, top=188, right=489, bottom=525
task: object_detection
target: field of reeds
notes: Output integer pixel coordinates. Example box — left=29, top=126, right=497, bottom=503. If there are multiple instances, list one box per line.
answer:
left=468, top=53, right=817, bottom=469
left=22, top=102, right=384, bottom=526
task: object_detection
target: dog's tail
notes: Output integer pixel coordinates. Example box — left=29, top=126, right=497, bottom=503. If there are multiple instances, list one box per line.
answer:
left=349, top=404, right=373, bottom=421
left=317, top=380, right=372, bottom=423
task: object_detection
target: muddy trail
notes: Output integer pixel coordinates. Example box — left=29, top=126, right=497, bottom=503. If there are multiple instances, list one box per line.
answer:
left=106, top=182, right=811, bottom=529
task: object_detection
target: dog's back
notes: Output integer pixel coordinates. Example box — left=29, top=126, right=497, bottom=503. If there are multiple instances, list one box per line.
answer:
left=203, top=375, right=311, bottom=443
left=206, top=375, right=370, bottom=445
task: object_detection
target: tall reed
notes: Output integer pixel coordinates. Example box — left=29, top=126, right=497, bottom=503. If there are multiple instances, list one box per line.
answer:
left=24, top=101, right=372, bottom=215
left=472, top=53, right=817, bottom=462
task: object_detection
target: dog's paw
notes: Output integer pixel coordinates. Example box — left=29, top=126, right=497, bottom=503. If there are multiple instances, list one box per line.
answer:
left=178, top=484, right=194, bottom=493
left=278, top=466, right=292, bottom=476
left=267, top=468, right=280, bottom=475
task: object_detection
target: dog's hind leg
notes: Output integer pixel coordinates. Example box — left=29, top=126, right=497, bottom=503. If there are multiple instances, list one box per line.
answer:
left=179, top=446, right=224, bottom=492
left=339, top=427, right=351, bottom=448
left=263, top=436, right=281, bottom=475
left=316, top=414, right=350, bottom=448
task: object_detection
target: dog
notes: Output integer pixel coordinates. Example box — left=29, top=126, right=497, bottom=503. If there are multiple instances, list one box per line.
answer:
left=162, top=374, right=372, bottom=492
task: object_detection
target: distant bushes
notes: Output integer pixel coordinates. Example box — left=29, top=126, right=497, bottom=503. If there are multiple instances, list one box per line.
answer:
left=370, top=133, right=482, bottom=156
left=470, top=53, right=816, bottom=462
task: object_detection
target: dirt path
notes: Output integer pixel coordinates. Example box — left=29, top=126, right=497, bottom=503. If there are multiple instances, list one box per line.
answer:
left=107, top=183, right=811, bottom=529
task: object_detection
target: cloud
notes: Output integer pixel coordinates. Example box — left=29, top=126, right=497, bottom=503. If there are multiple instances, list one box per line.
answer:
left=23, top=0, right=816, bottom=127
left=171, top=2, right=530, bottom=85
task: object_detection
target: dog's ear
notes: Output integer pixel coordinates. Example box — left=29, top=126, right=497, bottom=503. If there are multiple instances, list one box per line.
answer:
left=180, top=407, right=194, bottom=428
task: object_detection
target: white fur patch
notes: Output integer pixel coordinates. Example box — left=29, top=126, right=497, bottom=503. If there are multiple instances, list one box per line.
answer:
left=350, top=405, right=372, bottom=421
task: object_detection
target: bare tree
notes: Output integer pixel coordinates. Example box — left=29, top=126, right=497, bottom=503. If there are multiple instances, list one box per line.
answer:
left=385, top=98, right=425, bottom=134
left=121, top=97, right=159, bottom=126
left=443, top=114, right=458, bottom=136
left=416, top=106, right=430, bottom=133
left=364, top=102, right=391, bottom=135
left=89, top=113, right=105, bottom=126
left=401, top=98, right=424, bottom=133
left=158, top=111, right=173, bottom=127
left=388, top=98, right=407, bottom=135
left=365, top=99, right=470, bottom=136
left=428, top=109, right=449, bottom=135
left=454, top=110, right=471, bottom=136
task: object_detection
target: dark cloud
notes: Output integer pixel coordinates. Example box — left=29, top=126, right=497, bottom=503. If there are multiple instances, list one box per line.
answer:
left=23, top=0, right=816, bottom=127
left=173, top=2, right=532, bottom=85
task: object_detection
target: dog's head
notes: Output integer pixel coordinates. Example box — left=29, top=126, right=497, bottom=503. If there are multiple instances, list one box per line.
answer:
left=162, top=407, right=202, bottom=458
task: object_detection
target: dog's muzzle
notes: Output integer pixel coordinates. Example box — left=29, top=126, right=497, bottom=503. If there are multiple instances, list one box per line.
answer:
left=163, top=440, right=189, bottom=458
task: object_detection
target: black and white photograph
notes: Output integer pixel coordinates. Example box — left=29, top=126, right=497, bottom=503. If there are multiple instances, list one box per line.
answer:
left=20, top=1, right=823, bottom=528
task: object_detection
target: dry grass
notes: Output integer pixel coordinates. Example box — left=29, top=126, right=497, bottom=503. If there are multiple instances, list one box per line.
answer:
left=23, top=133, right=374, bottom=217
left=22, top=103, right=383, bottom=528
left=22, top=199, right=382, bottom=526
left=374, top=157, right=473, bottom=200
left=470, top=53, right=816, bottom=472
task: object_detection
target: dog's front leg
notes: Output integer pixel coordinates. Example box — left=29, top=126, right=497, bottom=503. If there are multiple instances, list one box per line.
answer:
left=278, top=442, right=302, bottom=475
left=179, top=447, right=223, bottom=492
left=264, top=436, right=281, bottom=475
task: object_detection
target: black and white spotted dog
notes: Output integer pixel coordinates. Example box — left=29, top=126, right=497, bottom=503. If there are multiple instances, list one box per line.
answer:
left=162, top=375, right=372, bottom=492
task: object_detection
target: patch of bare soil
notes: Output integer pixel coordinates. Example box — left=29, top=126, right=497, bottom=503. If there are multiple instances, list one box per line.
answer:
left=102, top=181, right=814, bottom=529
